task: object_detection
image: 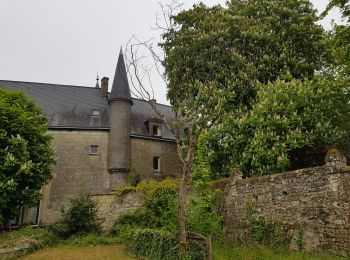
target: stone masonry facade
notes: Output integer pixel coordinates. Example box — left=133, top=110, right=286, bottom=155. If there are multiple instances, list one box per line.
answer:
left=221, top=149, right=350, bottom=252
left=39, top=130, right=181, bottom=225
left=131, top=137, right=182, bottom=180
left=39, top=130, right=110, bottom=224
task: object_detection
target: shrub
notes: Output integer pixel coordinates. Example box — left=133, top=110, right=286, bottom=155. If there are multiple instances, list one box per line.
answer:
left=66, top=234, right=121, bottom=246
left=124, top=169, right=140, bottom=186
left=113, top=178, right=223, bottom=259
left=114, top=178, right=179, bottom=232
left=128, top=229, right=179, bottom=260
left=186, top=189, right=223, bottom=239
left=114, top=178, right=178, bottom=197
left=128, top=228, right=207, bottom=260
left=143, top=187, right=178, bottom=231
left=48, top=195, right=102, bottom=239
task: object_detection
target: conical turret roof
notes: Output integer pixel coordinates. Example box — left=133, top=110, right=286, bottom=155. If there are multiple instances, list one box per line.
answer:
left=109, top=48, right=133, bottom=104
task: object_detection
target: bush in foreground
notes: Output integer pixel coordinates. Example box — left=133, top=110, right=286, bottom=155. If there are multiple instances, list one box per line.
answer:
left=49, top=196, right=102, bottom=239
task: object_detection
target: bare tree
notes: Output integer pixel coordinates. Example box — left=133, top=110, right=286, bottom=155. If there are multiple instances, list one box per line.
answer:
left=125, top=1, right=223, bottom=257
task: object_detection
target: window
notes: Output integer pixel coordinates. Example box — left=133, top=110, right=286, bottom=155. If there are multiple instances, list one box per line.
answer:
left=153, top=156, right=160, bottom=172
left=90, top=110, right=101, bottom=127
left=91, top=110, right=100, bottom=116
left=90, top=145, right=98, bottom=155
left=152, top=124, right=160, bottom=136
left=145, top=118, right=163, bottom=137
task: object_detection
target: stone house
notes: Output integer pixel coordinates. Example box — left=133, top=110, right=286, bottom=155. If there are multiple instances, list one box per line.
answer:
left=0, top=50, right=182, bottom=225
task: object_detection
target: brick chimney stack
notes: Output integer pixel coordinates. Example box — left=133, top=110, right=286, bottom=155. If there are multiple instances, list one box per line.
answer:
left=101, top=77, right=109, bottom=97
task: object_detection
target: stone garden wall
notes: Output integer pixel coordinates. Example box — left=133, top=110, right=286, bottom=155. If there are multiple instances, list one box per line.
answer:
left=91, top=192, right=143, bottom=229
left=220, top=149, right=350, bottom=252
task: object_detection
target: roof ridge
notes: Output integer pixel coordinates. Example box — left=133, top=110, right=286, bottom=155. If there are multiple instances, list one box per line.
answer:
left=0, top=79, right=172, bottom=107
left=0, top=80, right=96, bottom=90
left=131, top=97, right=172, bottom=108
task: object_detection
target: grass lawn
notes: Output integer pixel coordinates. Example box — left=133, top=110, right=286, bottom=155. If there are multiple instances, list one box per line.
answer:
left=19, top=243, right=345, bottom=260
left=213, top=242, right=344, bottom=260
left=20, top=245, right=138, bottom=260
left=1, top=227, right=345, bottom=260
left=0, top=226, right=45, bottom=248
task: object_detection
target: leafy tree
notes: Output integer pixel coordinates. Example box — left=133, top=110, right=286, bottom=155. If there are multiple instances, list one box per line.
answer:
left=0, top=88, right=55, bottom=228
left=325, top=0, right=350, bottom=20
left=324, top=0, right=350, bottom=75
left=162, top=0, right=327, bottom=109
left=128, top=0, right=328, bottom=256
left=201, top=75, right=350, bottom=177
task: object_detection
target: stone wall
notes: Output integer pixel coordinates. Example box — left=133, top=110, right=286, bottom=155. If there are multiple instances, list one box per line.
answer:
left=39, top=130, right=110, bottom=225
left=131, top=137, right=182, bottom=180
left=38, top=130, right=181, bottom=225
left=91, top=193, right=143, bottom=229
left=221, top=149, right=350, bottom=252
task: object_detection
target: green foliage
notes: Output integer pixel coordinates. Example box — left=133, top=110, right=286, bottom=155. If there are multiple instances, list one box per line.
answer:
left=330, top=25, right=350, bottom=75
left=0, top=226, right=46, bottom=248
left=115, top=179, right=179, bottom=232
left=113, top=178, right=222, bottom=258
left=212, top=241, right=342, bottom=260
left=324, top=0, right=350, bottom=21
left=186, top=181, right=223, bottom=238
left=124, top=169, right=140, bottom=186
left=115, top=178, right=178, bottom=197
left=48, top=196, right=102, bottom=239
left=296, top=229, right=305, bottom=252
left=115, top=178, right=223, bottom=237
left=0, top=88, right=55, bottom=226
left=162, top=0, right=327, bottom=110
left=161, top=0, right=337, bottom=180
left=66, top=234, right=121, bottom=246
left=247, top=201, right=290, bottom=247
left=128, top=229, right=207, bottom=260
left=203, top=76, right=350, bottom=177
left=128, top=229, right=179, bottom=260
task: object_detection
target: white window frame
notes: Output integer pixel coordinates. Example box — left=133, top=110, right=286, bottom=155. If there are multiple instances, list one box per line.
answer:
left=90, top=145, right=99, bottom=155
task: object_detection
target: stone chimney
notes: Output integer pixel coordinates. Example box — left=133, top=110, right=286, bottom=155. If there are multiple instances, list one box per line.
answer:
left=101, top=77, right=109, bottom=97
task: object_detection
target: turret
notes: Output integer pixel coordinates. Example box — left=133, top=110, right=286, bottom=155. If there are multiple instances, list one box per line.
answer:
left=108, top=48, right=133, bottom=189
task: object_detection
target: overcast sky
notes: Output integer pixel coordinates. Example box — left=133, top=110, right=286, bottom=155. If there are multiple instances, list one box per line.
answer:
left=0, top=0, right=343, bottom=104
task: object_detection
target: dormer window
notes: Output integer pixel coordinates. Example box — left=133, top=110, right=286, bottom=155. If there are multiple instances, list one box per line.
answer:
left=151, top=124, right=161, bottom=136
left=92, top=110, right=100, bottom=117
left=90, top=110, right=101, bottom=127
left=145, top=118, right=163, bottom=137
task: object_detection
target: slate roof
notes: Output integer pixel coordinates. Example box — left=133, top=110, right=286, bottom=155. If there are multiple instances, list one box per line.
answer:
left=0, top=80, right=176, bottom=141
left=109, top=49, right=133, bottom=104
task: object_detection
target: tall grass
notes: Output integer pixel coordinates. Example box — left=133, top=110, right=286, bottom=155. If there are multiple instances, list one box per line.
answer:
left=213, top=242, right=343, bottom=260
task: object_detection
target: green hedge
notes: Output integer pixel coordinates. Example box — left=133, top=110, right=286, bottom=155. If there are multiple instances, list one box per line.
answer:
left=128, top=228, right=206, bottom=260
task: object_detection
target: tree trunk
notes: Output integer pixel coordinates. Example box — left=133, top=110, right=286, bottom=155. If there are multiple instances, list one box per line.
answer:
left=179, top=164, right=188, bottom=258
left=2, top=208, right=11, bottom=230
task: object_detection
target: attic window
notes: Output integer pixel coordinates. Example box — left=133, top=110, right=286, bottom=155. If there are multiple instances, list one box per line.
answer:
left=91, top=110, right=101, bottom=126
left=151, top=124, right=161, bottom=136
left=145, top=118, right=163, bottom=137
left=90, top=145, right=98, bottom=155
left=92, top=110, right=100, bottom=116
